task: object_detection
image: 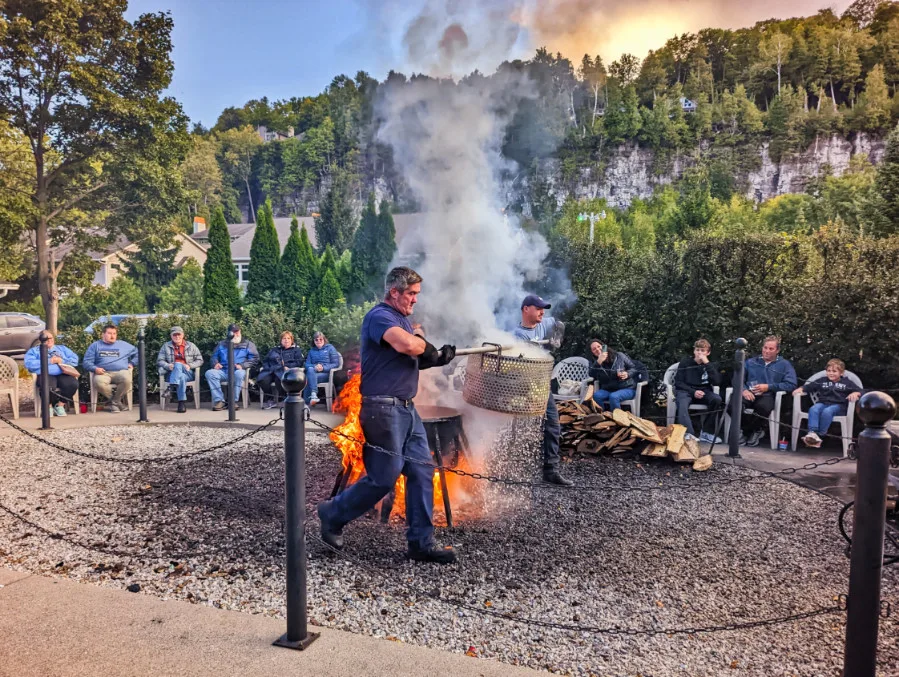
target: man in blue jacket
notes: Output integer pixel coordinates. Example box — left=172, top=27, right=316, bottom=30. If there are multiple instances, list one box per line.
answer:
left=740, top=335, right=797, bottom=447
left=83, top=324, right=138, bottom=412
left=24, top=331, right=80, bottom=416
left=304, top=331, right=342, bottom=406
left=205, top=323, right=259, bottom=411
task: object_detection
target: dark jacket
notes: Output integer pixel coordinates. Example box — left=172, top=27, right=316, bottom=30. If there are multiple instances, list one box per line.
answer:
left=803, top=375, right=862, bottom=410
left=589, top=351, right=637, bottom=392
left=258, top=345, right=305, bottom=381
left=743, top=355, right=797, bottom=394
left=674, top=357, right=721, bottom=394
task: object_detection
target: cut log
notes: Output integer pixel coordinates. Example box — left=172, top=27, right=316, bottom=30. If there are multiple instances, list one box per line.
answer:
left=666, top=424, right=687, bottom=456
left=577, top=438, right=601, bottom=454
left=611, top=409, right=631, bottom=427
left=674, top=437, right=700, bottom=462
left=692, top=454, right=713, bottom=472
left=642, top=443, right=669, bottom=457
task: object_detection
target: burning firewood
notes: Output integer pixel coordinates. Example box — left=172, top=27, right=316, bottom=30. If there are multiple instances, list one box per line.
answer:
left=556, top=400, right=713, bottom=469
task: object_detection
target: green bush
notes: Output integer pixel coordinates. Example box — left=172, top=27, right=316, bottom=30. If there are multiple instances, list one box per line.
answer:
left=317, top=301, right=375, bottom=352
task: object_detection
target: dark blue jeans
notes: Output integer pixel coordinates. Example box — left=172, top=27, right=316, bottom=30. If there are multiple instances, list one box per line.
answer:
left=325, top=400, right=435, bottom=548
left=544, top=394, right=561, bottom=472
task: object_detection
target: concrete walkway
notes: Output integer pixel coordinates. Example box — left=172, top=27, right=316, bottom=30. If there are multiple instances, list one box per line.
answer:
left=0, top=568, right=544, bottom=677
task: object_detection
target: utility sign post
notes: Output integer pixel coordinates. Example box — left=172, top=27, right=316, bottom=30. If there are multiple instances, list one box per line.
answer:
left=577, top=210, right=606, bottom=245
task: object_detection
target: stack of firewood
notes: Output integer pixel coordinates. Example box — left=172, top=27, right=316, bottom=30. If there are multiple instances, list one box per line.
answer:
left=557, top=400, right=713, bottom=471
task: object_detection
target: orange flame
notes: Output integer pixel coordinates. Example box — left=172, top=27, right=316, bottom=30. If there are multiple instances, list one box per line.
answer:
left=330, top=374, right=476, bottom=523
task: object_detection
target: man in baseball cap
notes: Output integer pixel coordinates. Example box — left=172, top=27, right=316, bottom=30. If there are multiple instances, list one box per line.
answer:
left=514, top=293, right=571, bottom=486
left=157, top=326, right=203, bottom=413
left=206, top=324, right=259, bottom=411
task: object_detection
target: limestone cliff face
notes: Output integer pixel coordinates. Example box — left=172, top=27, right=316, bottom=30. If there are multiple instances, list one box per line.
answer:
left=512, top=134, right=885, bottom=214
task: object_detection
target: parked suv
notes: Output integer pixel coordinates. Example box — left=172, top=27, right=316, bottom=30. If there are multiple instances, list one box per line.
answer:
left=0, top=312, right=45, bottom=358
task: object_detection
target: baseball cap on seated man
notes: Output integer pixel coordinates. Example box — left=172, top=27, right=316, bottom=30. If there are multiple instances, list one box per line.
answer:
left=521, top=294, right=551, bottom=310
left=170, top=326, right=184, bottom=336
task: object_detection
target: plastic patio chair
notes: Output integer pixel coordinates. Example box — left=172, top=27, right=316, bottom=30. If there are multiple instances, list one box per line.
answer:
left=791, top=370, right=862, bottom=456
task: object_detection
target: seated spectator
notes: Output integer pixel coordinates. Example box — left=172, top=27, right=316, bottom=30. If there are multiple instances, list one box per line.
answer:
left=740, top=335, right=798, bottom=447
left=304, top=331, right=341, bottom=406
left=24, top=331, right=80, bottom=416
left=674, top=338, right=723, bottom=443
left=157, top=326, right=203, bottom=413
left=257, top=330, right=305, bottom=409
left=587, top=339, right=638, bottom=412
left=83, top=324, right=137, bottom=413
left=206, top=323, right=259, bottom=411
left=792, top=358, right=862, bottom=448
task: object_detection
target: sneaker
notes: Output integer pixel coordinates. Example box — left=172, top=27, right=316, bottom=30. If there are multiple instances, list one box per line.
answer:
left=176, top=400, right=187, bottom=414
left=699, top=431, right=723, bottom=444
left=309, top=397, right=320, bottom=407
left=803, top=432, right=822, bottom=448
left=107, top=404, right=122, bottom=413
left=685, top=433, right=698, bottom=441
left=212, top=400, right=226, bottom=411
left=263, top=398, right=276, bottom=410
left=746, top=429, right=765, bottom=447
left=234, top=401, right=241, bottom=411
left=53, top=404, right=67, bottom=417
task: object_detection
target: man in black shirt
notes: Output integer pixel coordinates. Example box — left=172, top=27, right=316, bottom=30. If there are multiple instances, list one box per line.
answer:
left=674, top=339, right=723, bottom=442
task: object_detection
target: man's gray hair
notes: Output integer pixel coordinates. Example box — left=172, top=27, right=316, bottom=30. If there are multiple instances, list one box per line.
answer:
left=384, top=266, right=422, bottom=297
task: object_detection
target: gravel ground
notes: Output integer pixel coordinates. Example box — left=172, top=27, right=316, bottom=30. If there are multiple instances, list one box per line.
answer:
left=1, top=422, right=898, bottom=676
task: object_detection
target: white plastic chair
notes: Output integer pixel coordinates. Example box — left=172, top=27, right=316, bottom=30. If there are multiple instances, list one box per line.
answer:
left=791, top=370, right=862, bottom=457
left=663, top=363, right=720, bottom=426
left=89, top=371, right=134, bottom=413
left=218, top=374, right=250, bottom=409
left=32, top=373, right=80, bottom=417
left=724, top=388, right=784, bottom=450
left=579, top=374, right=648, bottom=417
left=0, top=355, right=20, bottom=419
left=314, top=354, right=344, bottom=411
left=551, top=357, right=590, bottom=402
left=158, top=367, right=201, bottom=410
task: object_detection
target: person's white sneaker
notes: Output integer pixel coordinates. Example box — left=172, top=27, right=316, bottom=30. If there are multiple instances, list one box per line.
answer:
left=53, top=404, right=67, bottom=417
left=684, top=433, right=698, bottom=441
left=309, top=398, right=320, bottom=407
left=699, top=431, right=723, bottom=444
left=802, top=432, right=822, bottom=448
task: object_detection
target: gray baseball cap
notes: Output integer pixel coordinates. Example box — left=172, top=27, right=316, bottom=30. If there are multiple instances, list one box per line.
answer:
left=170, top=326, right=184, bottom=336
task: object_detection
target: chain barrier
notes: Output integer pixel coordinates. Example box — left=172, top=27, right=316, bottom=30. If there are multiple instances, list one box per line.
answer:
left=307, top=530, right=847, bottom=637
left=0, top=410, right=283, bottom=464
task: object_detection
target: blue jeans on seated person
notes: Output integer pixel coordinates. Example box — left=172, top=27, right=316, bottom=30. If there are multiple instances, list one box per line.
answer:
left=593, top=388, right=636, bottom=411
left=304, top=366, right=330, bottom=403
left=322, top=400, right=434, bottom=549
left=807, top=402, right=846, bottom=435
left=167, top=362, right=192, bottom=401
left=205, top=367, right=245, bottom=403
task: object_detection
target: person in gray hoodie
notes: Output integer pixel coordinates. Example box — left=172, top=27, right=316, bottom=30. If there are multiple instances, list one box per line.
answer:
left=83, top=324, right=138, bottom=412
left=157, top=326, right=204, bottom=413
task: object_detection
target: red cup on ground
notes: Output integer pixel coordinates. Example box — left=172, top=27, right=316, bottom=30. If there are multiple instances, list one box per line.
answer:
left=80, top=403, right=88, bottom=414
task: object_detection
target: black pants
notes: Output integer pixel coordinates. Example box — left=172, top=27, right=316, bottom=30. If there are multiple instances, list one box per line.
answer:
left=675, top=390, right=722, bottom=436
left=543, top=394, right=561, bottom=472
left=36, top=374, right=79, bottom=407
left=256, top=374, right=286, bottom=400
left=742, top=392, right=776, bottom=434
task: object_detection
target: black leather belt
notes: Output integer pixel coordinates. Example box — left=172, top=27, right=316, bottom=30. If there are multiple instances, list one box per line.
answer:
left=362, top=395, right=414, bottom=408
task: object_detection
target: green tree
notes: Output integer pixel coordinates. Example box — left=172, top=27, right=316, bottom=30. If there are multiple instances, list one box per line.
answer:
left=157, top=259, right=204, bottom=313
left=202, top=206, right=241, bottom=313
left=876, top=122, right=899, bottom=233
left=122, top=233, right=179, bottom=310
left=766, top=85, right=807, bottom=162
left=854, top=64, right=893, bottom=132
left=0, top=0, right=189, bottom=333
left=181, top=135, right=223, bottom=217
left=298, top=224, right=320, bottom=298
left=350, top=195, right=397, bottom=299
left=106, top=276, right=149, bottom=314
left=277, top=216, right=308, bottom=316
left=755, top=31, right=794, bottom=94
left=246, top=199, right=281, bottom=304
left=218, top=125, right=262, bottom=222
left=0, top=121, right=32, bottom=282
left=315, top=268, right=345, bottom=315
left=315, top=170, right=356, bottom=253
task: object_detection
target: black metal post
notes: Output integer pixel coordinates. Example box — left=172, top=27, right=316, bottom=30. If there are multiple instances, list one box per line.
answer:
left=274, top=368, right=319, bottom=651
left=39, top=333, right=51, bottom=430
left=728, top=337, right=747, bottom=459
left=227, top=331, right=237, bottom=422
left=137, top=325, right=149, bottom=422
left=843, top=392, right=895, bottom=677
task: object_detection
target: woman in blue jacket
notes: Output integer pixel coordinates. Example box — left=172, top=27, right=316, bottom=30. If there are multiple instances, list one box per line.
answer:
left=304, top=331, right=341, bottom=406
left=24, top=331, right=80, bottom=416
left=257, top=331, right=305, bottom=408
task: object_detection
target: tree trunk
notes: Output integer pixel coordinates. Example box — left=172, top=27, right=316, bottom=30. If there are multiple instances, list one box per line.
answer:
left=244, top=176, right=256, bottom=222
left=830, top=79, right=838, bottom=110
left=36, top=216, right=60, bottom=335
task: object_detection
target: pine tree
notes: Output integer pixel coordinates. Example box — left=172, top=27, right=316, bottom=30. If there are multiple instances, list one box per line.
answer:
left=350, top=195, right=397, bottom=299
left=277, top=216, right=307, bottom=316
left=316, top=268, right=345, bottom=314
left=875, top=122, right=899, bottom=234
left=245, top=199, right=281, bottom=304
left=298, top=224, right=319, bottom=292
left=314, top=170, right=356, bottom=254
left=158, top=259, right=204, bottom=313
left=319, top=245, right=338, bottom=280
left=202, top=206, right=241, bottom=314
left=122, top=234, right=178, bottom=310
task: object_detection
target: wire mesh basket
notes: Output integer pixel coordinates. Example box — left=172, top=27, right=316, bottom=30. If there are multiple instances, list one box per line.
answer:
left=462, top=346, right=553, bottom=416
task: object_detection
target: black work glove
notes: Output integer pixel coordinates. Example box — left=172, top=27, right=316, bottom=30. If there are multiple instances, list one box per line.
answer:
left=436, top=344, right=456, bottom=366
left=418, top=341, right=441, bottom=370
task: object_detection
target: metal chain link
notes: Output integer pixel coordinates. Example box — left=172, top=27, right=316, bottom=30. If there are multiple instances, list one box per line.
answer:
left=306, top=418, right=844, bottom=493
left=0, top=411, right=283, bottom=464
left=307, top=530, right=846, bottom=637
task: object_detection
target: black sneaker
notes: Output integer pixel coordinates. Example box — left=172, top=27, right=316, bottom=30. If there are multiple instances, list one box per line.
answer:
left=234, top=401, right=241, bottom=410
left=407, top=543, right=456, bottom=564
left=746, top=429, right=765, bottom=447
left=316, top=501, right=344, bottom=550
left=543, top=469, right=574, bottom=486
left=176, top=400, right=187, bottom=413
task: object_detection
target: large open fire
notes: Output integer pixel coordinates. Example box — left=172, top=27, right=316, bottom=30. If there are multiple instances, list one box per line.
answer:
left=329, top=374, right=475, bottom=523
